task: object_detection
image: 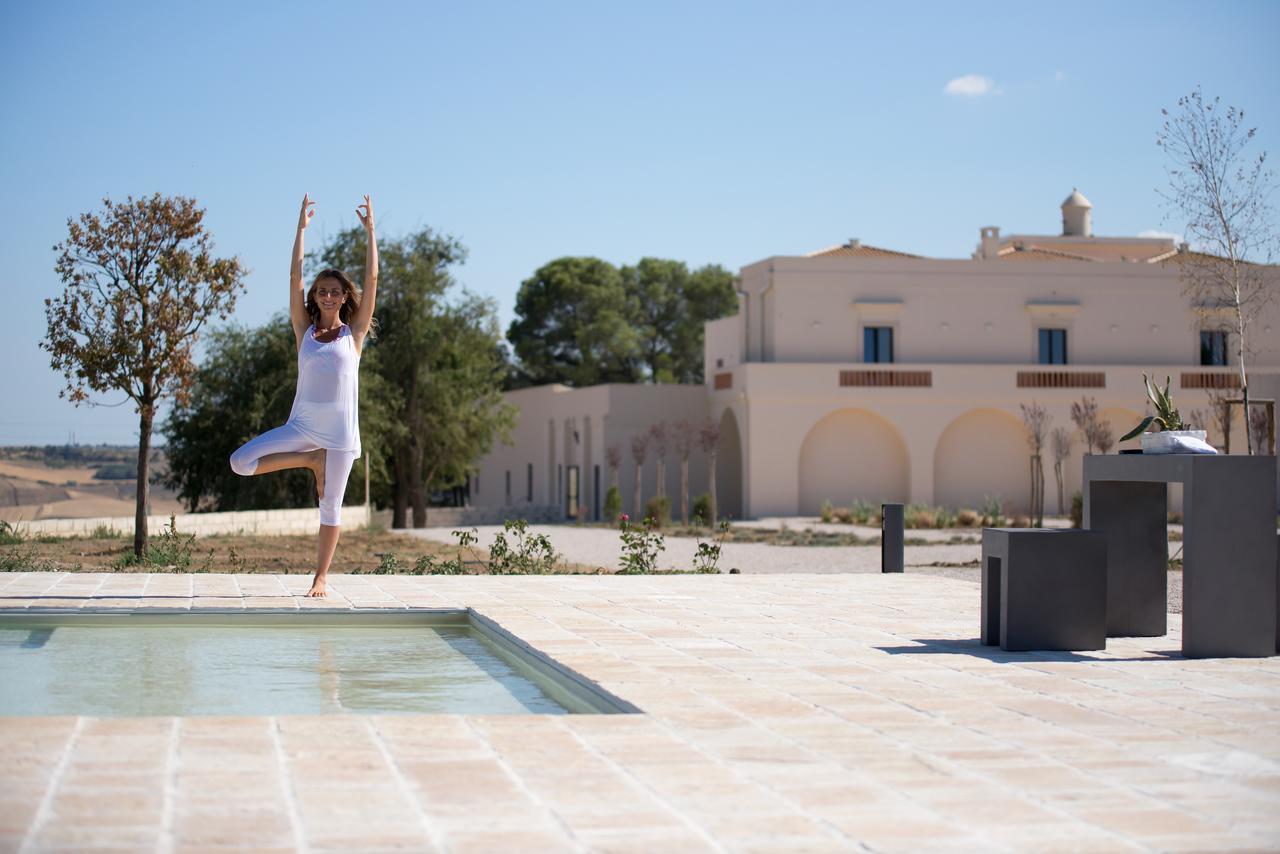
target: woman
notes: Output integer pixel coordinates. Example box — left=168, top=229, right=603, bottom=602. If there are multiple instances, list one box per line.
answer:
left=229, top=193, right=378, bottom=597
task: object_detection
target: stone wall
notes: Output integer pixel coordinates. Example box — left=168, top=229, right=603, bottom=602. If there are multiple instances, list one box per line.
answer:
left=16, top=506, right=373, bottom=539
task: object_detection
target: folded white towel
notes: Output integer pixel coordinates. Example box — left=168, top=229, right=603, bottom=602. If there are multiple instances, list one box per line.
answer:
left=1145, top=433, right=1218, bottom=454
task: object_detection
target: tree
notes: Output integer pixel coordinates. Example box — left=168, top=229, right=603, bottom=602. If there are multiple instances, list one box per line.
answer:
left=1158, top=87, right=1278, bottom=454
left=1050, top=427, right=1073, bottom=516
left=1205, top=388, right=1235, bottom=450
left=42, top=193, right=245, bottom=556
left=605, top=444, right=621, bottom=490
left=507, top=257, right=642, bottom=387
left=618, top=260, right=737, bottom=383
left=313, top=226, right=514, bottom=527
left=1020, top=402, right=1049, bottom=526
left=649, top=422, right=670, bottom=502
left=673, top=420, right=695, bottom=525
left=1070, top=396, right=1106, bottom=455
left=697, top=417, right=721, bottom=524
left=629, top=432, right=649, bottom=518
left=508, top=256, right=738, bottom=387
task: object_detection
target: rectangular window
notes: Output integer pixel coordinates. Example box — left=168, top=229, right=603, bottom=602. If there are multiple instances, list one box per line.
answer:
left=504, top=470, right=511, bottom=505
left=1038, top=328, right=1068, bottom=365
left=527, top=463, right=533, bottom=502
left=565, top=465, right=579, bottom=518
left=1200, top=330, right=1228, bottom=366
left=863, top=327, right=894, bottom=363
left=593, top=465, right=601, bottom=521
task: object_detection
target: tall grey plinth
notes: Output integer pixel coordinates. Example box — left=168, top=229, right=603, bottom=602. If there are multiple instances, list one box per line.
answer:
left=1084, top=454, right=1278, bottom=659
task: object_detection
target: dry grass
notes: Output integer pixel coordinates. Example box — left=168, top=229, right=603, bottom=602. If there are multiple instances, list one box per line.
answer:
left=0, top=528, right=612, bottom=575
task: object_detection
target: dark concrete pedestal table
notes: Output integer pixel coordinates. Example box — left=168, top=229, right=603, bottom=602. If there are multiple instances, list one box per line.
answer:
left=1083, top=454, right=1278, bottom=658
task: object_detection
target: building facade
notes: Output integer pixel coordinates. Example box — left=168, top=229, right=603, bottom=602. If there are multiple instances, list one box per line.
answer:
left=474, top=191, right=1280, bottom=520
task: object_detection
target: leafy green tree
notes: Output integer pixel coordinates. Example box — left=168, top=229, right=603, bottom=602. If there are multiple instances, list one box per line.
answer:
left=162, top=315, right=402, bottom=513
left=507, top=257, right=643, bottom=387
left=509, top=256, right=736, bottom=386
left=314, top=227, right=515, bottom=528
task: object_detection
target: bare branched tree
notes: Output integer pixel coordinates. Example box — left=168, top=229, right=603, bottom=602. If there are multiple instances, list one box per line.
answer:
left=1096, top=424, right=1116, bottom=456
left=1158, top=86, right=1278, bottom=454
left=696, top=417, right=721, bottom=525
left=1205, top=388, right=1235, bottom=450
left=1070, top=396, right=1104, bottom=455
left=1050, top=427, right=1073, bottom=516
left=672, top=420, right=695, bottom=525
left=42, top=193, right=245, bottom=556
left=629, top=432, right=649, bottom=517
left=1020, top=402, right=1050, bottom=526
left=605, top=444, right=621, bottom=490
left=648, top=421, right=670, bottom=502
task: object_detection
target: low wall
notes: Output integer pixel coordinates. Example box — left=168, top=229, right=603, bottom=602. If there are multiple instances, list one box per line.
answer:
left=382, top=504, right=565, bottom=529
left=16, top=505, right=373, bottom=539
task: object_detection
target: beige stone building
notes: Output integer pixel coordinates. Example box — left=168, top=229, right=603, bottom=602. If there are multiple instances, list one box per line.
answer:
left=474, top=191, right=1280, bottom=520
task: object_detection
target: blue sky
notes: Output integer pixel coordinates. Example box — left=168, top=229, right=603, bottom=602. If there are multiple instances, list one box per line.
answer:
left=2, top=0, right=1277, bottom=445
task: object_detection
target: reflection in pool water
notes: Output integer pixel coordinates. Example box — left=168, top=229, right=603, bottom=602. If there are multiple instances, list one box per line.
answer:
left=0, top=623, right=578, bottom=716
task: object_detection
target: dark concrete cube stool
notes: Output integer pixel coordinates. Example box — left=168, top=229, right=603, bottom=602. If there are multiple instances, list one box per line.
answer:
left=981, top=528, right=1107, bottom=652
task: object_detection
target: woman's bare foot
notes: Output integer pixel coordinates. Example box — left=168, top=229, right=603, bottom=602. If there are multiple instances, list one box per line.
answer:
left=310, top=449, right=326, bottom=500
left=306, top=575, right=327, bottom=597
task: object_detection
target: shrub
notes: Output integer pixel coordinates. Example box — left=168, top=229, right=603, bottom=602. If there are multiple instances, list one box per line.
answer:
left=691, top=494, right=712, bottom=526
left=833, top=506, right=852, bottom=524
left=1010, top=515, right=1032, bottom=528
left=644, top=495, right=671, bottom=528
left=618, top=515, right=665, bottom=574
left=603, top=487, right=622, bottom=526
left=0, top=520, right=27, bottom=546
left=850, top=500, right=876, bottom=525
left=486, top=519, right=560, bottom=574
left=692, top=520, right=731, bottom=574
left=374, top=552, right=402, bottom=574
left=1070, top=491, right=1083, bottom=529
left=819, top=499, right=834, bottom=523
left=115, top=515, right=195, bottom=570
left=90, top=524, right=122, bottom=539
left=933, top=507, right=956, bottom=529
left=904, top=504, right=935, bottom=529
left=955, top=508, right=980, bottom=527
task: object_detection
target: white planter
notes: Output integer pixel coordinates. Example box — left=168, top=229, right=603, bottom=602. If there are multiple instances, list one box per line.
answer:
left=1140, top=430, right=1210, bottom=454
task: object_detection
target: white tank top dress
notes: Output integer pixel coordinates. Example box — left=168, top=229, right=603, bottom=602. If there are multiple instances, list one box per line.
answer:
left=287, top=322, right=361, bottom=456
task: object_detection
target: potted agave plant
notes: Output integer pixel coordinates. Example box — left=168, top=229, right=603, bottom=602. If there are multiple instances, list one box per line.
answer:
left=1119, top=374, right=1215, bottom=454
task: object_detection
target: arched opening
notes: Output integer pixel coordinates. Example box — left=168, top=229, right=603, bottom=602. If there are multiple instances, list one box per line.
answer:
left=933, top=409, right=1029, bottom=513
left=715, top=408, right=743, bottom=520
left=797, top=409, right=909, bottom=514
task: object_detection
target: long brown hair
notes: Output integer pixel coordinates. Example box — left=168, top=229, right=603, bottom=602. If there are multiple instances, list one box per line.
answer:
left=306, top=269, right=376, bottom=338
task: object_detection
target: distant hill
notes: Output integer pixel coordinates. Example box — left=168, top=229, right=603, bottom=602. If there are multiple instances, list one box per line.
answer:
left=0, top=444, right=182, bottom=520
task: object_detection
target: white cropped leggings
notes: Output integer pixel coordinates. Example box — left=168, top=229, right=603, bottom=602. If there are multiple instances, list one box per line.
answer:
left=229, top=423, right=359, bottom=527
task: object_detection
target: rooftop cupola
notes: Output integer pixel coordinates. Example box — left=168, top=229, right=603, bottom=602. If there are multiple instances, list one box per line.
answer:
left=1061, top=188, right=1093, bottom=237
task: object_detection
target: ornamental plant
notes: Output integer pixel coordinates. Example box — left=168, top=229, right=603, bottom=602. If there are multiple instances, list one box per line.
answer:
left=1120, top=373, right=1186, bottom=441
left=618, top=513, right=665, bottom=574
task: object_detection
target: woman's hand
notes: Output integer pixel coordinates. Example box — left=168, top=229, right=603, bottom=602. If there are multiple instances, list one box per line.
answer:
left=298, top=193, right=316, bottom=231
left=355, top=194, right=375, bottom=233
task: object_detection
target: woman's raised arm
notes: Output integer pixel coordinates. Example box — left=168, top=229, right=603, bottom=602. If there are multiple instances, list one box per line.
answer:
left=291, top=194, right=315, bottom=348
left=349, top=194, right=378, bottom=354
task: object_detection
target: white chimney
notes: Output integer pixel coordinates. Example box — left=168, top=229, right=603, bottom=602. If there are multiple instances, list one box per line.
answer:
left=979, top=226, right=1001, bottom=259
left=1061, top=188, right=1093, bottom=237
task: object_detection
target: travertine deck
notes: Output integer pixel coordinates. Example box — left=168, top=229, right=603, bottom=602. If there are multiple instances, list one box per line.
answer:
left=2, top=571, right=1278, bottom=853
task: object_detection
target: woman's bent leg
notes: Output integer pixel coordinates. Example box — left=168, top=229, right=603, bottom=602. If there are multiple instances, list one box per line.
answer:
left=229, top=424, right=317, bottom=476
left=306, top=449, right=359, bottom=598
left=230, top=424, right=325, bottom=498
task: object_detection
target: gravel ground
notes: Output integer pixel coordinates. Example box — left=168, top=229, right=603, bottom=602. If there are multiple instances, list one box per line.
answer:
left=397, top=519, right=1185, bottom=614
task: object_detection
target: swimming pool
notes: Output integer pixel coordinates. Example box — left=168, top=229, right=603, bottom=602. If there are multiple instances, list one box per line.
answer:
left=0, top=610, right=637, bottom=716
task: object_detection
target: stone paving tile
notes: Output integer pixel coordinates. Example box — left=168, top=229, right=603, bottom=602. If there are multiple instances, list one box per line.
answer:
left=0, top=571, right=1278, bottom=852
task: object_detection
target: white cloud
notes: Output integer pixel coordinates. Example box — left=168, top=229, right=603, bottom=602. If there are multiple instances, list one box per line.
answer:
left=943, top=74, right=998, bottom=97
left=1054, top=70, right=1065, bottom=82
left=1138, top=229, right=1182, bottom=242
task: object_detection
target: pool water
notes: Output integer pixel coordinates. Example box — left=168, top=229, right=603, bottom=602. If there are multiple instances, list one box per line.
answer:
left=0, top=614, right=622, bottom=716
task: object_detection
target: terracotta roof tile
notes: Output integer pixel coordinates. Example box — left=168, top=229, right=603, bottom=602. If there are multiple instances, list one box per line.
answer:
left=807, top=242, right=922, bottom=259
left=995, top=245, right=1096, bottom=262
